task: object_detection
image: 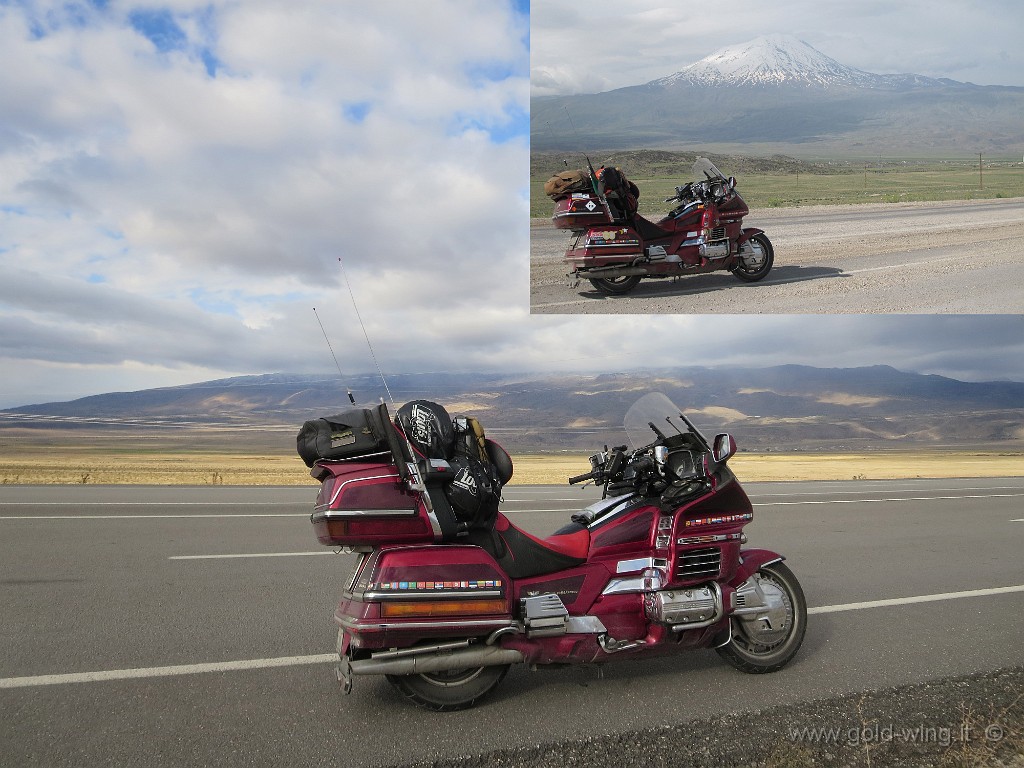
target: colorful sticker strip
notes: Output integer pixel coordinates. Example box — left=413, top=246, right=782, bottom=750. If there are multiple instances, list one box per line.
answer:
left=371, top=580, right=502, bottom=591
left=683, top=512, right=753, bottom=528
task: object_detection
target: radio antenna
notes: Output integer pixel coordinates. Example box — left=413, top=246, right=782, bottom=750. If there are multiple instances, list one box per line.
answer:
left=562, top=106, right=598, bottom=191
left=337, top=256, right=396, bottom=407
left=312, top=307, right=355, bottom=405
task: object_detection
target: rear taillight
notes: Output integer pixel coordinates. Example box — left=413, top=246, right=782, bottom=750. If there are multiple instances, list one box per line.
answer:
left=380, top=599, right=508, bottom=618
left=323, top=516, right=428, bottom=539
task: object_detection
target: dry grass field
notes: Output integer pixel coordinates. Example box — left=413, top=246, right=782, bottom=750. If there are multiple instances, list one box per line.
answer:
left=2, top=449, right=1022, bottom=487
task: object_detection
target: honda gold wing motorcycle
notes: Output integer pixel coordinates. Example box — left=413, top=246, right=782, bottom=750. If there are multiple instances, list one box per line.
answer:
left=550, top=157, right=774, bottom=295
left=300, top=393, right=806, bottom=710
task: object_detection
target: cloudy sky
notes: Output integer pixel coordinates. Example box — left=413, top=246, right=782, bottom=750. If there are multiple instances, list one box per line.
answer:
left=1, top=1, right=1023, bottom=411
left=532, top=0, right=1024, bottom=96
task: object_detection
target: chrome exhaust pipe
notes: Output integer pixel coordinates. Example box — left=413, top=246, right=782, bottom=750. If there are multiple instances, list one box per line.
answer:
left=347, top=645, right=524, bottom=676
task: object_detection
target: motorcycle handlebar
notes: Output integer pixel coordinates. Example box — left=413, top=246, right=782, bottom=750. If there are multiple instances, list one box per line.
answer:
left=568, top=471, right=597, bottom=485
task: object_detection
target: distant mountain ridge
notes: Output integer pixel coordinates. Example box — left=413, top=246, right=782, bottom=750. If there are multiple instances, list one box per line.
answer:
left=531, top=35, right=1024, bottom=153
left=3, top=365, right=1022, bottom=452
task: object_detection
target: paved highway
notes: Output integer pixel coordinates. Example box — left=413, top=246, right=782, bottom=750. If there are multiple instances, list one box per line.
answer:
left=2, top=478, right=1023, bottom=766
left=530, top=198, right=1024, bottom=313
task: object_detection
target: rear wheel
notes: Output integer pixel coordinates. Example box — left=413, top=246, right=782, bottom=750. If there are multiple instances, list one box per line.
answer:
left=588, top=272, right=642, bottom=295
left=716, top=562, right=806, bottom=673
left=732, top=232, right=774, bottom=282
left=386, top=664, right=509, bottom=711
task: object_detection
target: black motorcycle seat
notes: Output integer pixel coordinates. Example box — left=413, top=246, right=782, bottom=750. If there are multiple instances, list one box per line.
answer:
left=466, top=512, right=589, bottom=580
left=632, top=215, right=674, bottom=242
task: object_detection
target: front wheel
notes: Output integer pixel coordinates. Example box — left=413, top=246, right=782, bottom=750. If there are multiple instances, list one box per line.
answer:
left=716, top=562, right=806, bottom=673
left=732, top=232, right=774, bottom=282
left=386, top=664, right=509, bottom=711
left=588, top=272, right=642, bottom=295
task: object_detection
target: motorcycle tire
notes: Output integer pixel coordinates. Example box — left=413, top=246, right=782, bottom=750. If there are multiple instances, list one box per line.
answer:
left=588, top=273, right=642, bottom=295
left=731, top=232, right=774, bottom=282
left=386, top=664, right=509, bottom=711
left=716, top=561, right=807, bottom=674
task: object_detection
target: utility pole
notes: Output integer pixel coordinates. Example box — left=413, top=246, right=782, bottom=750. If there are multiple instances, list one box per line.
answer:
left=979, top=152, right=984, bottom=190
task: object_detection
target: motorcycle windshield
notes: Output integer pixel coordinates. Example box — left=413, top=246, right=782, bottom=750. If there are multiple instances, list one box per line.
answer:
left=691, top=157, right=726, bottom=182
left=624, top=392, right=707, bottom=450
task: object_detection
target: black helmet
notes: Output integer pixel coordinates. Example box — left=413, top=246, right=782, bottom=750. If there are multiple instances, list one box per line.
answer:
left=396, top=400, right=454, bottom=459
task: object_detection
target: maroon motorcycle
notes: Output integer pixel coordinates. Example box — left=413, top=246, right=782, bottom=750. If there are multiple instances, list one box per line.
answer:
left=553, top=158, right=774, bottom=295
left=302, top=393, right=806, bottom=710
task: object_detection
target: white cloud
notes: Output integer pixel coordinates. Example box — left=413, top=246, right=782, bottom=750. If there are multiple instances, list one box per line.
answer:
left=0, top=0, right=529, bottom=406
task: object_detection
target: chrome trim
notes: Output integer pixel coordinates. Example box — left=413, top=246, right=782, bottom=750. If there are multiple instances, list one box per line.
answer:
left=580, top=495, right=635, bottom=528
left=362, top=589, right=504, bottom=601
left=675, top=546, right=722, bottom=581
left=328, top=472, right=402, bottom=507
left=584, top=244, right=642, bottom=251
left=566, top=615, right=608, bottom=634
left=404, top=461, right=442, bottom=539
left=677, top=532, right=741, bottom=546
left=346, top=554, right=369, bottom=592
left=616, top=557, right=655, bottom=574
left=553, top=210, right=605, bottom=219
left=315, top=507, right=418, bottom=517
left=335, top=615, right=514, bottom=632
left=601, top=567, right=666, bottom=595
left=521, top=593, right=569, bottom=637
left=616, top=557, right=668, bottom=574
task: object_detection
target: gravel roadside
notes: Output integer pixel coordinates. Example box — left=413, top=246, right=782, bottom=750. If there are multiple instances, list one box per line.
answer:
left=529, top=198, right=1024, bottom=313
left=408, top=666, right=1024, bottom=768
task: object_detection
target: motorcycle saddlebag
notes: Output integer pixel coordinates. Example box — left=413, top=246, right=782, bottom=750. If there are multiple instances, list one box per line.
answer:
left=338, top=544, right=512, bottom=649
left=296, top=408, right=391, bottom=468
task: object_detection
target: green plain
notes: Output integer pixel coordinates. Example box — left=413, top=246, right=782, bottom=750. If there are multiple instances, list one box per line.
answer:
left=530, top=158, right=1024, bottom=218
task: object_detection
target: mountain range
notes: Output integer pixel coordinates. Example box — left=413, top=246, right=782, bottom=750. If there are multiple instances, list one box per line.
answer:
left=2, top=365, right=1022, bottom=453
left=531, top=35, right=1024, bottom=154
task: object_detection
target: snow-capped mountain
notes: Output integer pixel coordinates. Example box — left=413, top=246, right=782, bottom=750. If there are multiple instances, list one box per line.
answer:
left=529, top=34, right=1024, bottom=153
left=656, top=34, right=932, bottom=89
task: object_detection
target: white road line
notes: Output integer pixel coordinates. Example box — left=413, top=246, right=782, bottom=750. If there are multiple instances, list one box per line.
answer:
left=754, top=492, right=1024, bottom=507
left=808, top=585, right=1024, bottom=615
left=2, top=584, right=1022, bottom=689
left=750, top=485, right=1024, bottom=498
left=169, top=551, right=334, bottom=560
left=0, top=654, right=336, bottom=689
left=1012, top=519, right=1024, bottom=522
left=0, top=502, right=305, bottom=506
left=0, top=514, right=309, bottom=520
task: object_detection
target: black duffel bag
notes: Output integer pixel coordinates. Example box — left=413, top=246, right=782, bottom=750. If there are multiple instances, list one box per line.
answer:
left=296, top=408, right=391, bottom=467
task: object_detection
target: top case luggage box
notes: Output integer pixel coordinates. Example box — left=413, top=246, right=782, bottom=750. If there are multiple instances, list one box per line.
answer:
left=310, top=461, right=435, bottom=547
left=552, top=193, right=613, bottom=231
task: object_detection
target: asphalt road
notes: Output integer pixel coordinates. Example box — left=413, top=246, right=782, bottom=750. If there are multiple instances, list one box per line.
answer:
left=2, top=477, right=1023, bottom=767
left=530, top=198, right=1024, bottom=313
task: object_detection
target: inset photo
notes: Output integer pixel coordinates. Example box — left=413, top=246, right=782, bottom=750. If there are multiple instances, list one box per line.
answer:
left=529, top=1, right=1024, bottom=313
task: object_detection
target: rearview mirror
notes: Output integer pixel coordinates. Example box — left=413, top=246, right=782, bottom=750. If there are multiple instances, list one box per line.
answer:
left=712, top=433, right=736, bottom=463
